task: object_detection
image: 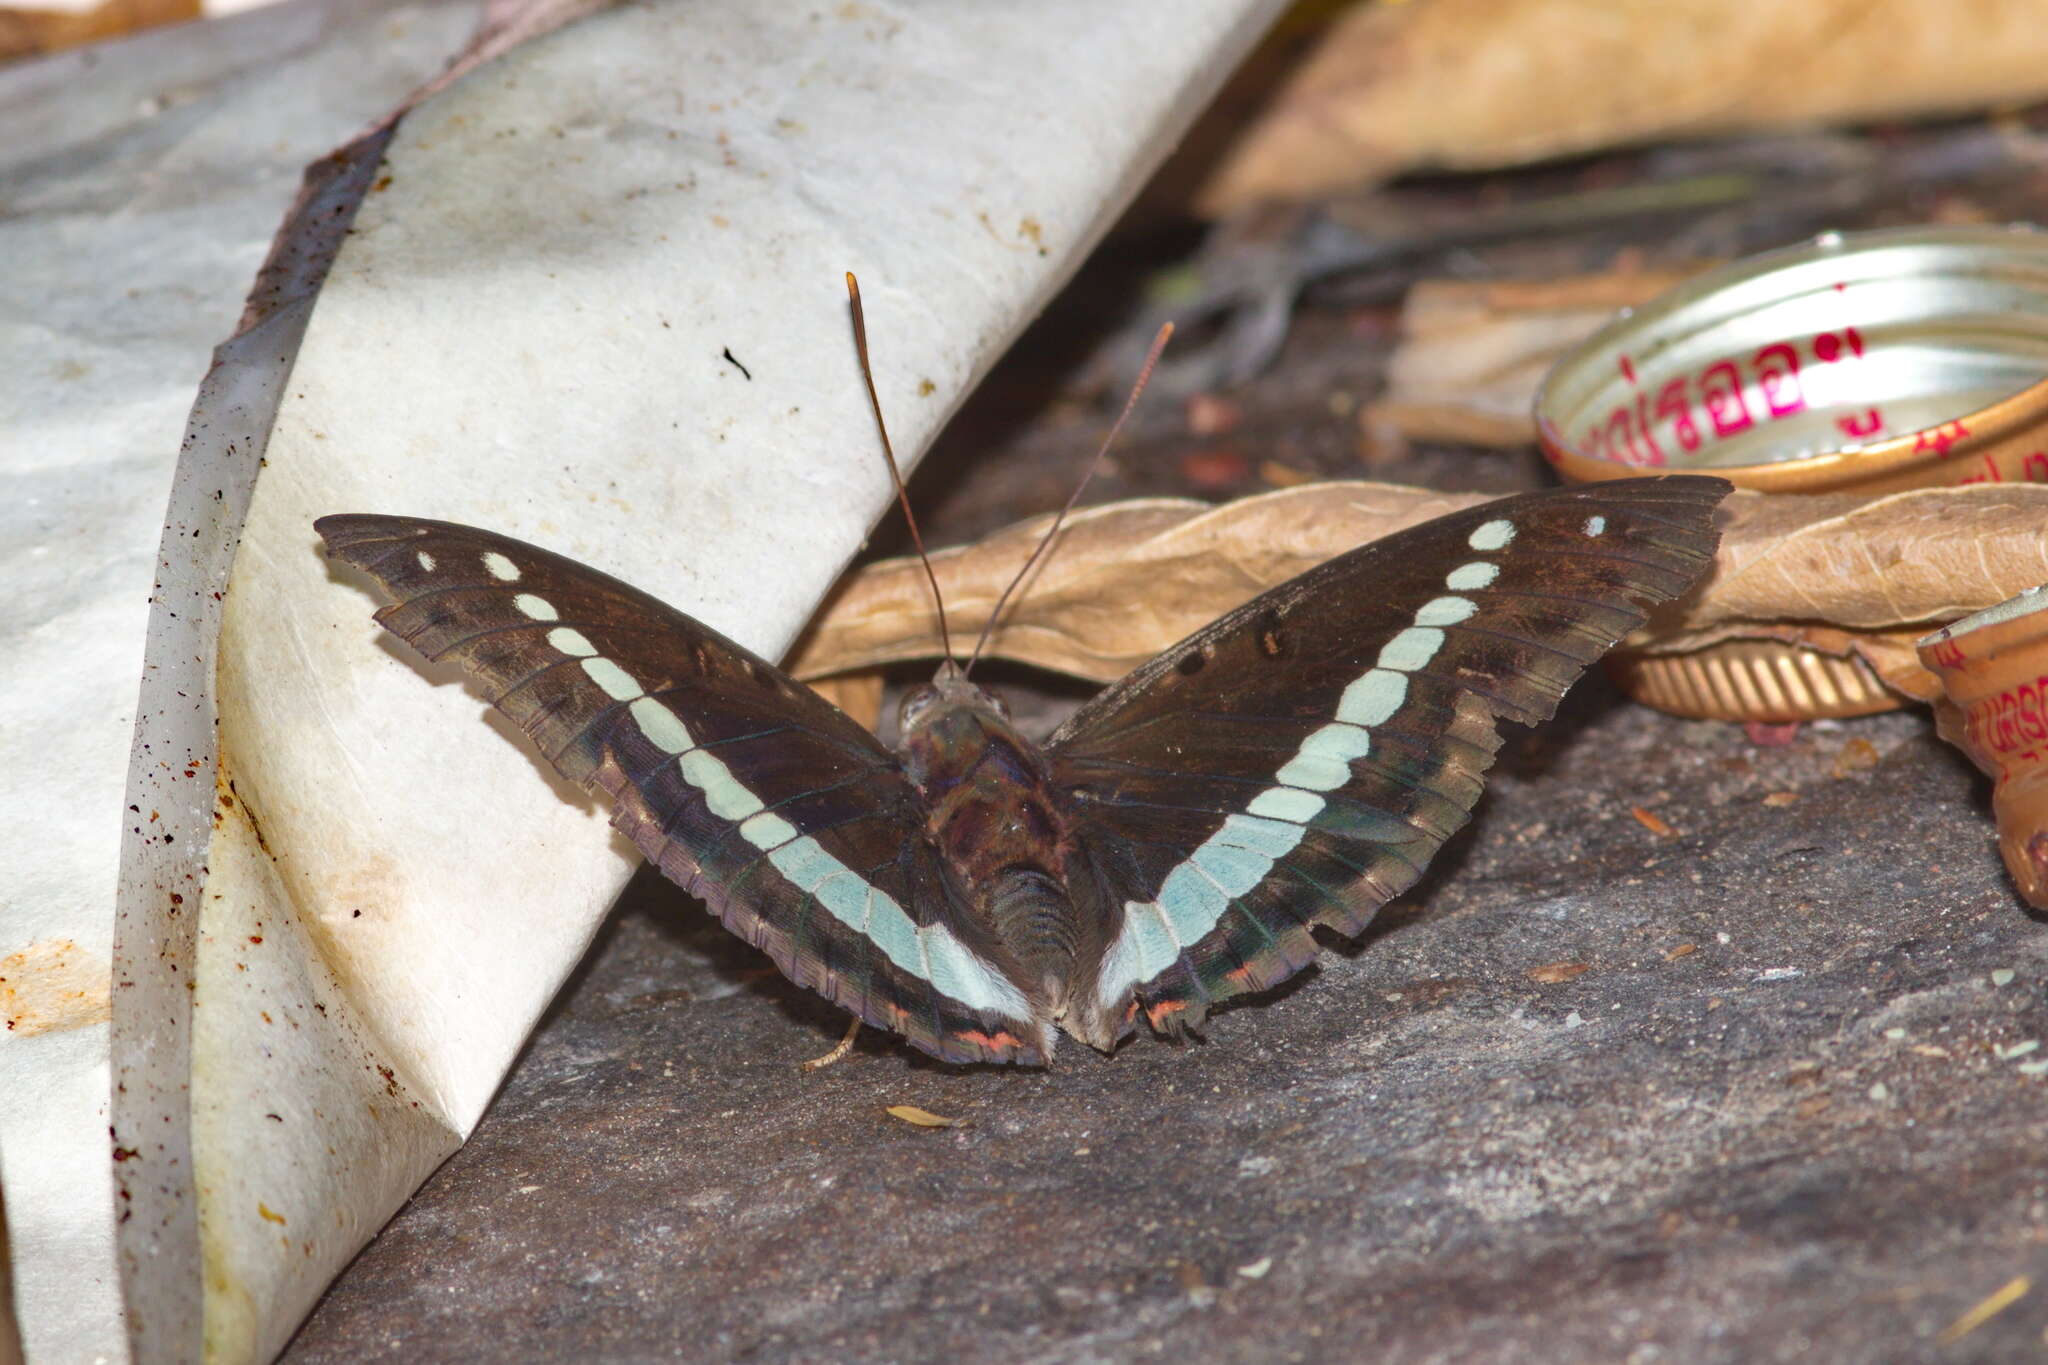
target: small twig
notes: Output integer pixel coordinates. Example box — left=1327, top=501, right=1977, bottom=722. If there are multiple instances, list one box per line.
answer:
left=1937, top=1274, right=2029, bottom=1345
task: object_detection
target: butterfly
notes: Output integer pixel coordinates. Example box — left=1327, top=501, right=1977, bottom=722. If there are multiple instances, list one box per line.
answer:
left=316, top=473, right=1726, bottom=1066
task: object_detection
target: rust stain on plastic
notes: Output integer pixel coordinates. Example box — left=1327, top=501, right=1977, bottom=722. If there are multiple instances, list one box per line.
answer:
left=1, top=937, right=113, bottom=1037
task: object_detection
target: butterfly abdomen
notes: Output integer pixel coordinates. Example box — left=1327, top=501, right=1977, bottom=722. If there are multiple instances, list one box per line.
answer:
left=900, top=680, right=1082, bottom=998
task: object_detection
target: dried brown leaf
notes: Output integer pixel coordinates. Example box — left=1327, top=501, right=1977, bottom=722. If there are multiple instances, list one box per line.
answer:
left=1527, top=961, right=1592, bottom=984
left=789, top=484, right=1490, bottom=683
left=884, top=1104, right=959, bottom=1129
left=1831, top=738, right=1881, bottom=778
left=1191, top=0, right=2048, bottom=213
left=1632, top=807, right=1678, bottom=839
left=1651, top=486, right=2048, bottom=699
left=1362, top=402, right=1530, bottom=450
left=1373, top=270, right=1707, bottom=449
left=807, top=670, right=885, bottom=732
left=0, top=0, right=197, bottom=63
left=794, top=485, right=2048, bottom=711
left=1680, top=487, right=2048, bottom=632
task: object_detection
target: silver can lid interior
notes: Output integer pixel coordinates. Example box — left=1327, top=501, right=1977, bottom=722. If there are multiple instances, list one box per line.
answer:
left=1538, top=225, right=2048, bottom=471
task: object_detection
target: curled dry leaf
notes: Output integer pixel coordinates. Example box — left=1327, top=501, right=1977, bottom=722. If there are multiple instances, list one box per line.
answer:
left=1646, top=485, right=2048, bottom=699
left=1632, top=807, right=1678, bottom=839
left=807, top=670, right=886, bottom=733
left=792, top=484, right=2048, bottom=710
left=1372, top=269, right=1709, bottom=449
left=1657, top=487, right=2048, bottom=635
left=0, top=0, right=198, bottom=63
left=1189, top=0, right=2048, bottom=213
left=789, top=483, right=1491, bottom=684
left=884, top=1104, right=959, bottom=1129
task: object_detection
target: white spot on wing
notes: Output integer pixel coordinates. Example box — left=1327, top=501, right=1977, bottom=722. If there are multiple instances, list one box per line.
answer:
left=581, top=656, right=643, bottom=701
left=628, top=696, right=692, bottom=753
left=767, top=836, right=839, bottom=892
left=1192, top=841, right=1271, bottom=897
left=1131, top=901, right=1184, bottom=968
left=862, top=898, right=921, bottom=977
left=1335, top=669, right=1406, bottom=728
left=1275, top=750, right=1350, bottom=792
left=546, top=627, right=598, bottom=658
left=1468, top=518, right=1515, bottom=552
left=415, top=550, right=436, bottom=572
left=813, top=869, right=869, bottom=924
left=1277, top=723, right=1372, bottom=791
left=514, top=593, right=559, bottom=621
left=1377, top=626, right=1444, bottom=671
left=1157, top=863, right=1229, bottom=946
left=1214, top=813, right=1305, bottom=859
left=1413, top=595, right=1476, bottom=628
left=1445, top=560, right=1498, bottom=592
left=1585, top=514, right=1607, bottom=537
left=684, top=750, right=766, bottom=822
left=483, top=551, right=521, bottom=582
left=924, top=928, right=1030, bottom=1016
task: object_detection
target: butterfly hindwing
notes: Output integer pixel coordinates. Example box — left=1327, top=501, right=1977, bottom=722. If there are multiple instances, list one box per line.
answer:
left=1045, top=476, right=1729, bottom=1043
left=316, top=515, right=1049, bottom=1064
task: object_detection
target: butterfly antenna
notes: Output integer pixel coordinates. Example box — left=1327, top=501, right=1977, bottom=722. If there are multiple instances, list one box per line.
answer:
left=846, top=272, right=956, bottom=669
left=964, top=321, right=1174, bottom=678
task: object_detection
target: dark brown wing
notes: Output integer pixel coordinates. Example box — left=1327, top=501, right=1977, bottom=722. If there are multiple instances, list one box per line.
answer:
left=1044, top=477, right=1728, bottom=1046
left=317, top=515, right=1049, bottom=1065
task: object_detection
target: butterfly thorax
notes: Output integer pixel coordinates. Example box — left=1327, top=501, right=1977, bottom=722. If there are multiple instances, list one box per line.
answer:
left=897, top=671, right=1078, bottom=998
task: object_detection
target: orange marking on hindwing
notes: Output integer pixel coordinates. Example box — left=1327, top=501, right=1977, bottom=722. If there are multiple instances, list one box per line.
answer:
left=953, top=1028, right=1021, bottom=1052
left=1145, top=999, right=1190, bottom=1028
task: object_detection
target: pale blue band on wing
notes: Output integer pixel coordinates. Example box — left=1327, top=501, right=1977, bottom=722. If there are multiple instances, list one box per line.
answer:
left=506, top=580, right=1030, bottom=1020
left=1094, top=526, right=1519, bottom=1009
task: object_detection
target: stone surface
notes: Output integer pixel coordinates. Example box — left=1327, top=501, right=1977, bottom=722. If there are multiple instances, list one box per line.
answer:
left=280, top=693, right=2048, bottom=1363
left=282, top=117, right=2048, bottom=1362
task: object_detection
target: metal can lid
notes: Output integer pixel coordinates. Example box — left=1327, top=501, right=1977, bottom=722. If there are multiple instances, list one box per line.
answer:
left=1537, top=224, right=2048, bottom=492
left=1605, top=639, right=1901, bottom=723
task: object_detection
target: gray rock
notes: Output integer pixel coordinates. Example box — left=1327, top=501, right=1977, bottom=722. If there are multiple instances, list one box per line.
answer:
left=283, top=695, right=2048, bottom=1363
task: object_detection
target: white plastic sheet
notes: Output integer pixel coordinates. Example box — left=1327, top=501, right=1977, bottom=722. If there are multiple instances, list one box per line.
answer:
left=4, top=0, right=1288, bottom=1359
left=0, top=5, right=483, bottom=1362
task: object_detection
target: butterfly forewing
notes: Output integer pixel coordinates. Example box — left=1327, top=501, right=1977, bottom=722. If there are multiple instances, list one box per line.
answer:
left=317, top=515, right=1049, bottom=1065
left=1046, top=476, right=1728, bottom=1041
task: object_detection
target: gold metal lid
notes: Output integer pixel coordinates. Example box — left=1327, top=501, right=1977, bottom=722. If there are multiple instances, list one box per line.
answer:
left=1537, top=224, right=2048, bottom=492
left=1539, top=225, right=2048, bottom=721
left=1605, top=640, right=1899, bottom=724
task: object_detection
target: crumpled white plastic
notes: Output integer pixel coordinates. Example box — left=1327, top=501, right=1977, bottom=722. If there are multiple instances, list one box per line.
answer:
left=1, top=0, right=1285, bottom=1360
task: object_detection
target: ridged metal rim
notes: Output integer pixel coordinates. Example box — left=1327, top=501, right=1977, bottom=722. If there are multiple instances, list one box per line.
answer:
left=1607, top=640, right=1903, bottom=722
